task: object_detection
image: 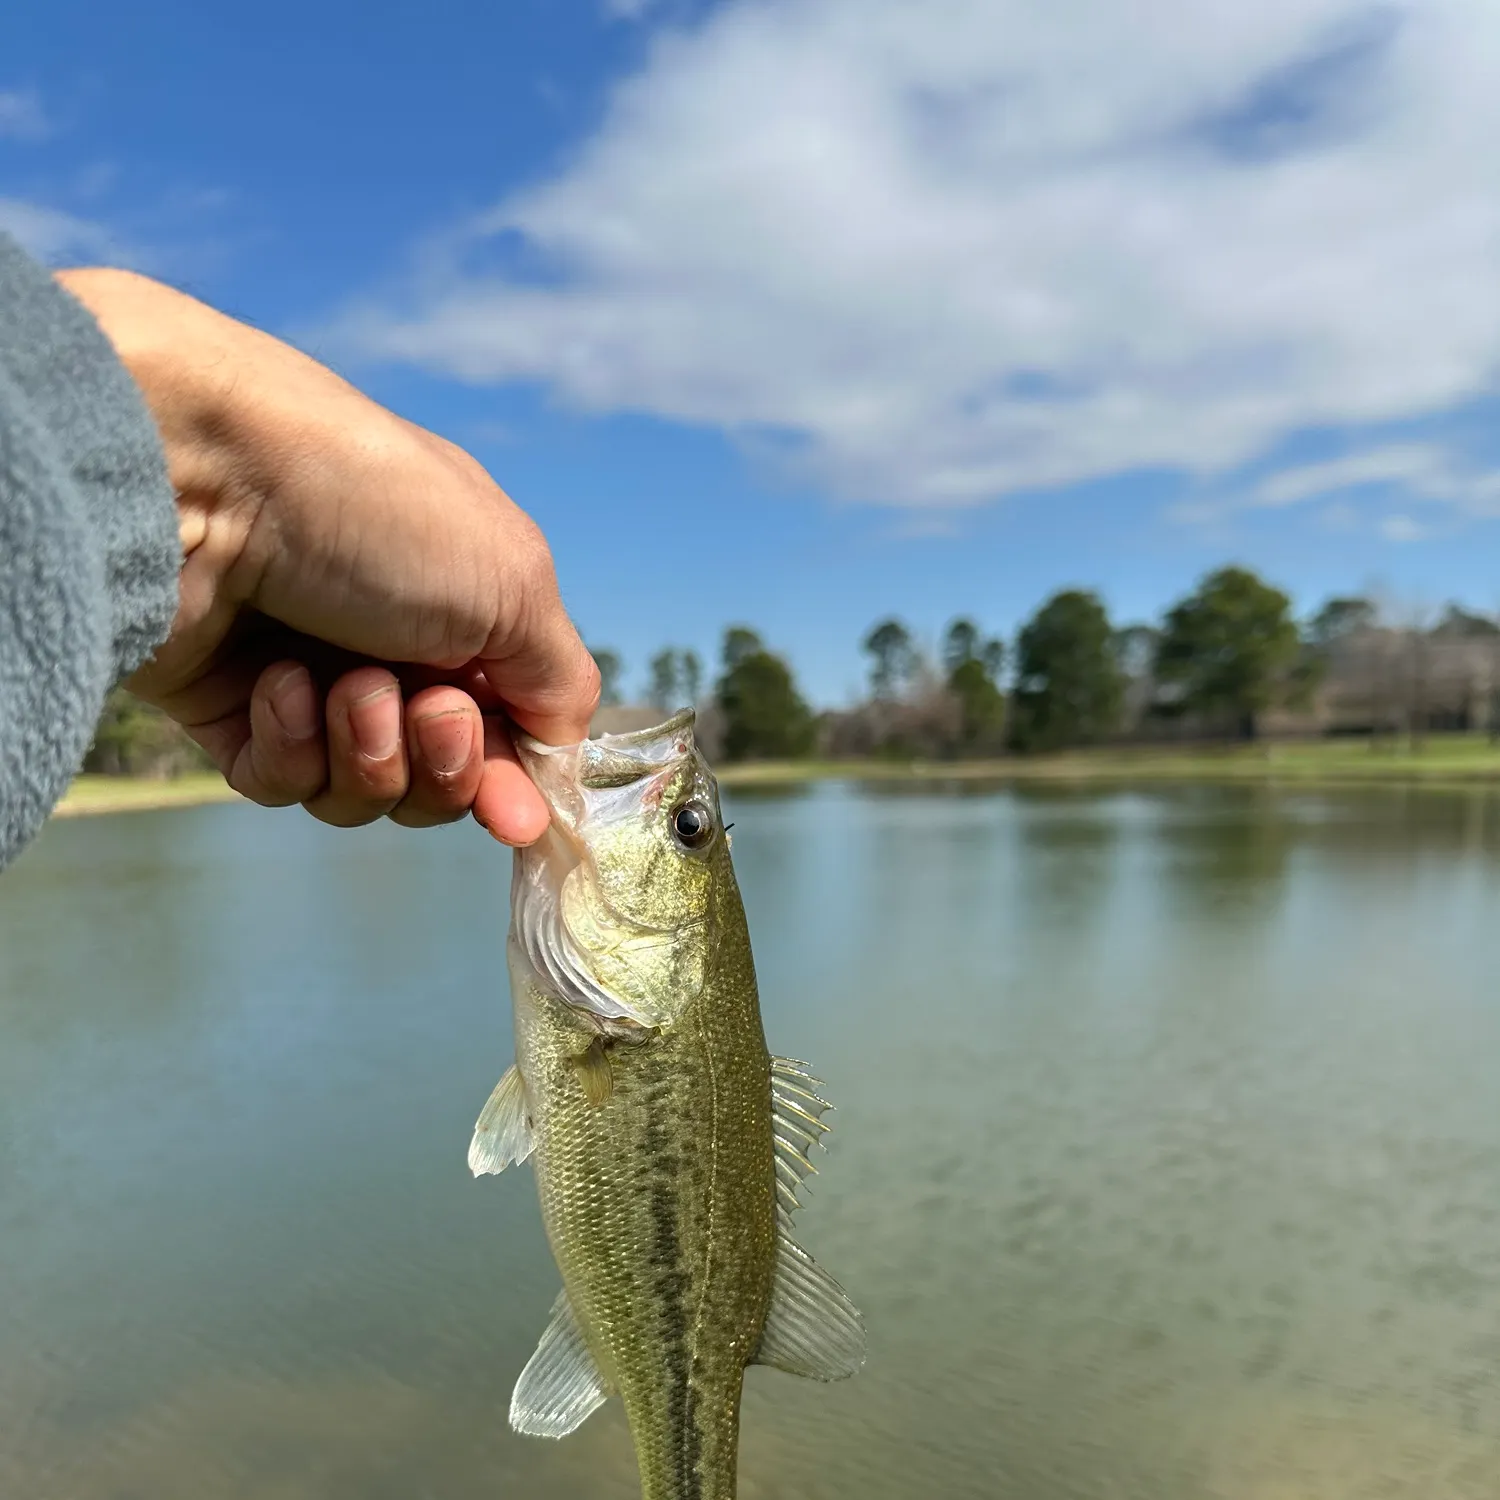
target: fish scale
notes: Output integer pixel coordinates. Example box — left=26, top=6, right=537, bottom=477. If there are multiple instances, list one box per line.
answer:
left=469, top=711, right=864, bottom=1499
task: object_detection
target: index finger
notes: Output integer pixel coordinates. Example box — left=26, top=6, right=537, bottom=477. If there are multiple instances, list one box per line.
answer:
left=479, top=601, right=602, bottom=748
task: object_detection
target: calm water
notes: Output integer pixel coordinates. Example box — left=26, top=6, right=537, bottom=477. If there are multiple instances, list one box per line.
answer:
left=4, top=784, right=1500, bottom=1499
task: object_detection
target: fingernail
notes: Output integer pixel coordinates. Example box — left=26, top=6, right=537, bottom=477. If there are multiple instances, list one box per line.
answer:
left=349, top=685, right=400, bottom=760
left=268, top=665, right=319, bottom=742
left=483, top=822, right=526, bottom=848
left=416, top=709, right=474, bottom=778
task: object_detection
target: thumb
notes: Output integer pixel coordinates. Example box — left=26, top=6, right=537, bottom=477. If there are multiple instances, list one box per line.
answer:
left=480, top=599, right=601, bottom=747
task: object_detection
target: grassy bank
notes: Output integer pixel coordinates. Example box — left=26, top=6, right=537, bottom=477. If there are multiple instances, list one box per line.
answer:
left=714, top=735, right=1500, bottom=790
left=52, top=734, right=1500, bottom=821
left=55, top=772, right=242, bottom=819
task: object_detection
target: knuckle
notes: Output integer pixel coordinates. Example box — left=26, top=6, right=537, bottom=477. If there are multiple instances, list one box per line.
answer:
left=444, top=439, right=493, bottom=489
left=248, top=781, right=302, bottom=809
left=389, top=803, right=465, bottom=830
left=511, top=521, right=556, bottom=589
left=311, top=755, right=406, bottom=824
left=303, top=797, right=387, bottom=829
left=252, top=747, right=322, bottom=808
left=433, top=782, right=477, bottom=819
left=349, top=749, right=409, bottom=799
left=577, top=652, right=603, bottom=716
left=237, top=779, right=298, bottom=810
left=409, top=758, right=477, bottom=818
left=496, top=499, right=549, bottom=564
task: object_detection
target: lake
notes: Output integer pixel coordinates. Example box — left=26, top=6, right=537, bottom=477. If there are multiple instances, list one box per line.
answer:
left=4, top=783, right=1500, bottom=1499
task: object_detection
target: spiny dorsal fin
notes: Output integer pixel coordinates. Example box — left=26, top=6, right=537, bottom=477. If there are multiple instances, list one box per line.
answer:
left=511, top=1289, right=612, bottom=1438
left=468, top=1065, right=535, bottom=1176
left=771, top=1057, right=832, bottom=1224
left=754, top=1231, right=866, bottom=1381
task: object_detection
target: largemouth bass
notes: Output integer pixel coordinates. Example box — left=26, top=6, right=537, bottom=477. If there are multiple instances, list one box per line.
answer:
left=468, top=710, right=863, bottom=1500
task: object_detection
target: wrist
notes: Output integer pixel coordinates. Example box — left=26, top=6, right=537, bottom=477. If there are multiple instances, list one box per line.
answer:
left=54, top=267, right=264, bottom=568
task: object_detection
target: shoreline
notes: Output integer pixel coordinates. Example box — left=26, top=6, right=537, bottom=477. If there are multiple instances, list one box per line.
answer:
left=52, top=738, right=1500, bottom=820
left=54, top=773, right=243, bottom=820
left=718, top=747, right=1500, bottom=790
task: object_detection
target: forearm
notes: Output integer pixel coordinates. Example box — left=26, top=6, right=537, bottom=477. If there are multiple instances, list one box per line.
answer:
left=0, top=236, right=179, bottom=870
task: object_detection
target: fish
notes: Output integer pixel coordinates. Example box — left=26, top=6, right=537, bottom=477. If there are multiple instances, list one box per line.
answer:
left=467, top=709, right=864, bottom=1500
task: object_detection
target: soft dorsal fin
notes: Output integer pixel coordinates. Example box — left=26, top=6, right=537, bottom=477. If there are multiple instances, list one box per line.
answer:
left=468, top=1065, right=535, bottom=1176
left=770, top=1057, right=833, bottom=1224
left=510, top=1289, right=612, bottom=1438
left=754, top=1231, right=866, bottom=1381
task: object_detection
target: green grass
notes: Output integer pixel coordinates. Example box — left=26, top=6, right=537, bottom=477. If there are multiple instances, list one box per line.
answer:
left=55, top=772, right=243, bottom=818
left=716, top=734, right=1500, bottom=790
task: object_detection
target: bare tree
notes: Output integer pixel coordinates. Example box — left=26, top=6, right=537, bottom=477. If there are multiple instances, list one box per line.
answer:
left=681, top=650, right=703, bottom=706
left=863, top=618, right=917, bottom=700
left=1488, top=595, right=1500, bottom=743
left=648, top=649, right=680, bottom=712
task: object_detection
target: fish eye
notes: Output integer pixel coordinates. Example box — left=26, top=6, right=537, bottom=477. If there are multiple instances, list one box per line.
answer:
left=671, top=801, right=715, bottom=850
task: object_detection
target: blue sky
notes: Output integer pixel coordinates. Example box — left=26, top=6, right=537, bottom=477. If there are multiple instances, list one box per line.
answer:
left=4, top=0, right=1500, bottom=705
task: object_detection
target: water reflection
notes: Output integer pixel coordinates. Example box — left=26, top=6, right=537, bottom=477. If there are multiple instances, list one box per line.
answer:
left=4, top=785, right=1500, bottom=1497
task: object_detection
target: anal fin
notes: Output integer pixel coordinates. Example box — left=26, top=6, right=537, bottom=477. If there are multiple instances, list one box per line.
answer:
left=511, top=1289, right=611, bottom=1438
left=754, top=1232, right=866, bottom=1382
left=468, top=1064, right=535, bottom=1176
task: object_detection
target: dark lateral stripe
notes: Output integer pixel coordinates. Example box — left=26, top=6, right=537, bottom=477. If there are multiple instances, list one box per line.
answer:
left=642, top=1081, right=703, bottom=1499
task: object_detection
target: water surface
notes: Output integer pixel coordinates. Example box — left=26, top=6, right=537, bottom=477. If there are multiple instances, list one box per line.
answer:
left=4, top=784, right=1500, bottom=1498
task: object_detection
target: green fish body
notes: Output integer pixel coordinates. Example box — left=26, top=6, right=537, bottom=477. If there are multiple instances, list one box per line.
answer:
left=469, top=711, right=863, bottom=1500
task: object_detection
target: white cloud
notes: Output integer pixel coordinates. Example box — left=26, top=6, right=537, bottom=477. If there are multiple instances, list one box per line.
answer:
left=1379, top=513, right=1428, bottom=542
left=1252, top=446, right=1455, bottom=507
left=0, top=199, right=124, bottom=264
left=1257, top=445, right=1500, bottom=511
left=1317, top=500, right=1362, bottom=532
left=1170, top=441, right=1500, bottom=531
left=0, top=89, right=49, bottom=141
left=333, top=0, right=1500, bottom=509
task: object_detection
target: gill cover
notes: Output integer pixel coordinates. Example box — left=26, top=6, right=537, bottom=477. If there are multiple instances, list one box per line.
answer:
left=510, top=711, right=722, bottom=1031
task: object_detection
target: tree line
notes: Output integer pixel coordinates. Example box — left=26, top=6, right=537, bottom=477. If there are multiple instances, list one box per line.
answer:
left=85, top=563, right=1500, bottom=774
left=594, top=566, right=1500, bottom=763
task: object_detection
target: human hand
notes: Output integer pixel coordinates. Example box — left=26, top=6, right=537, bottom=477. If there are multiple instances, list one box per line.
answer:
left=57, top=267, right=598, bottom=844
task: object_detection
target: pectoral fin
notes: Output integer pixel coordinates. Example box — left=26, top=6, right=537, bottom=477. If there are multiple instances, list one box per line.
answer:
left=754, top=1231, right=866, bottom=1381
left=573, top=1038, right=614, bottom=1106
left=468, top=1065, right=534, bottom=1176
left=511, top=1290, right=611, bottom=1438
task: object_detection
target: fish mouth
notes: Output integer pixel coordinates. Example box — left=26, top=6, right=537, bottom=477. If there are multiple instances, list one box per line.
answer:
left=516, top=708, right=696, bottom=792
left=514, top=710, right=701, bottom=806
left=592, top=707, right=696, bottom=750
left=509, top=710, right=703, bottom=1031
left=514, top=708, right=696, bottom=759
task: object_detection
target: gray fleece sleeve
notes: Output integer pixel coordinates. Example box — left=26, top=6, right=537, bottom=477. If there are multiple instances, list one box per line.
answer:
left=0, top=233, right=180, bottom=870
